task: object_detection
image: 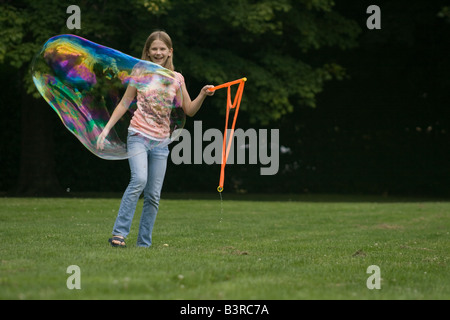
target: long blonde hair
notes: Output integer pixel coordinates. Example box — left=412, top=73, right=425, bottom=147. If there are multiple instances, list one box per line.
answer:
left=141, top=30, right=174, bottom=71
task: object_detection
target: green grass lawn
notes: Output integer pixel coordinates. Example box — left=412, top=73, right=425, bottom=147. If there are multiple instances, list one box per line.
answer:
left=0, top=194, right=449, bottom=300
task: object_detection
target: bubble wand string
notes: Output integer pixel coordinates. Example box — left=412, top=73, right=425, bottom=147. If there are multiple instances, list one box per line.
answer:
left=208, top=77, right=247, bottom=193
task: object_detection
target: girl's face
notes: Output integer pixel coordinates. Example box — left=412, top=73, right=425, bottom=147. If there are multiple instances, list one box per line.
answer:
left=148, top=39, right=172, bottom=66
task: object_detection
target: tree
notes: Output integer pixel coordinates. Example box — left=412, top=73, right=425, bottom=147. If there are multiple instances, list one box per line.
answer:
left=0, top=0, right=361, bottom=195
left=0, top=0, right=171, bottom=195
left=161, top=0, right=361, bottom=124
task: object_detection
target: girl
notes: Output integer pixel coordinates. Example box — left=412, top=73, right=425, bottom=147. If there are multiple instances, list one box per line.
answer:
left=97, top=30, right=214, bottom=247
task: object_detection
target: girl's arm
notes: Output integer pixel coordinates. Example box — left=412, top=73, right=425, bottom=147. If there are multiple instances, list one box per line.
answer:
left=97, top=85, right=137, bottom=150
left=181, top=82, right=214, bottom=117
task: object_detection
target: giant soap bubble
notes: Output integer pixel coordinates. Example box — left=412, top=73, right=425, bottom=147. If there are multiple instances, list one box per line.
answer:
left=32, top=34, right=184, bottom=159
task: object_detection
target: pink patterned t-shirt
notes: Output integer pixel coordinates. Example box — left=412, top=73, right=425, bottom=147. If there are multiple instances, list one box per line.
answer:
left=130, top=71, right=184, bottom=140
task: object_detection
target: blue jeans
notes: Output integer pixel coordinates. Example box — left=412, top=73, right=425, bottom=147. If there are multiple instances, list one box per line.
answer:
left=112, top=132, right=170, bottom=247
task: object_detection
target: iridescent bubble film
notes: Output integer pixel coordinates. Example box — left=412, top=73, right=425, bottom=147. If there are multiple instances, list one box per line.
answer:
left=32, top=34, right=184, bottom=160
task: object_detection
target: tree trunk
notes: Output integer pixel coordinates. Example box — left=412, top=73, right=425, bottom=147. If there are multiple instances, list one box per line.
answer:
left=14, top=91, right=62, bottom=196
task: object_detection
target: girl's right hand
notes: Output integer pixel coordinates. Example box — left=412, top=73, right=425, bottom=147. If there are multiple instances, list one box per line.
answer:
left=97, top=128, right=110, bottom=150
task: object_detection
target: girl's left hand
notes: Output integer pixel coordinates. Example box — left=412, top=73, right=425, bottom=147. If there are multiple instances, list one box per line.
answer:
left=202, top=85, right=215, bottom=96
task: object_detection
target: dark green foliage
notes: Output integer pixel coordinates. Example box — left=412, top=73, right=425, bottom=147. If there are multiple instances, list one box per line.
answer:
left=1, top=1, right=449, bottom=196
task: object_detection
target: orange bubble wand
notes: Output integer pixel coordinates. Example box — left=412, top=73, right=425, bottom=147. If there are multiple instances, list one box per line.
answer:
left=208, top=77, right=247, bottom=192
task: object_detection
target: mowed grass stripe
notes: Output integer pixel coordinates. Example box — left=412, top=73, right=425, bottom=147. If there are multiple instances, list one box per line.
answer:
left=0, top=196, right=448, bottom=299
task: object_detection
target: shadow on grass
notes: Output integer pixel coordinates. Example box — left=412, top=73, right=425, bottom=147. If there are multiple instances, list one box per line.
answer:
left=3, top=190, right=448, bottom=203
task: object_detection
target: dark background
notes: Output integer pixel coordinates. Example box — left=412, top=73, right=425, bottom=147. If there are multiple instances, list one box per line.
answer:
left=1, top=0, right=449, bottom=197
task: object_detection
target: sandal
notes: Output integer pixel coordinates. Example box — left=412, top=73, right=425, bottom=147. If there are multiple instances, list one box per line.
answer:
left=108, top=236, right=126, bottom=247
